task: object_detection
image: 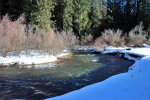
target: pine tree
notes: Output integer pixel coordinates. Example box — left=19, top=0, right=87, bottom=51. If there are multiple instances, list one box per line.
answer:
left=105, top=0, right=114, bottom=29
left=142, top=0, right=150, bottom=26
left=24, top=0, right=33, bottom=23
left=0, top=1, right=3, bottom=18
left=30, top=0, right=55, bottom=29
left=136, top=0, right=150, bottom=27
left=62, top=0, right=74, bottom=35
left=123, top=0, right=136, bottom=32
left=90, top=0, right=103, bottom=35
left=0, top=0, right=25, bottom=20
left=52, top=0, right=63, bottom=30
left=73, top=0, right=91, bottom=37
left=8, top=0, right=26, bottom=20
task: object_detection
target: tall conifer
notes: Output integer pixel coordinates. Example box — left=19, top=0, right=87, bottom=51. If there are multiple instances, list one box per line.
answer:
left=90, top=0, right=103, bottom=34
left=62, top=0, right=74, bottom=35
left=73, top=0, right=91, bottom=37
left=30, top=0, right=55, bottom=29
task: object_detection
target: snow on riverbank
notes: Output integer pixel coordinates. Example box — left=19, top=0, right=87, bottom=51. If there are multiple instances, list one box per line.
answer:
left=103, top=45, right=150, bottom=61
left=77, top=46, right=98, bottom=51
left=0, top=50, right=70, bottom=66
left=45, top=45, right=150, bottom=100
left=103, top=45, right=150, bottom=57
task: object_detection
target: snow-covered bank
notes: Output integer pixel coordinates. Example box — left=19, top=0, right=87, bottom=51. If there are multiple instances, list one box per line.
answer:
left=45, top=45, right=150, bottom=100
left=0, top=50, right=70, bottom=66
left=103, top=45, right=150, bottom=61
left=76, top=46, right=98, bottom=51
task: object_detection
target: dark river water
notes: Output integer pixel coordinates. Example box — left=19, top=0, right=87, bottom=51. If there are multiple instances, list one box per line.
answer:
left=0, top=54, right=133, bottom=100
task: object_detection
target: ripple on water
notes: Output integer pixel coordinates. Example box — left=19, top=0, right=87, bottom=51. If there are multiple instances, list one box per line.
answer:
left=0, top=54, right=133, bottom=99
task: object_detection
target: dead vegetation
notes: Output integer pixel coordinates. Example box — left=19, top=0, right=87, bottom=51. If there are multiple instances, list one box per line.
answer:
left=0, top=15, right=150, bottom=56
left=0, top=15, right=78, bottom=56
left=94, top=22, right=150, bottom=49
left=126, top=22, right=147, bottom=47
left=94, top=29, right=125, bottom=50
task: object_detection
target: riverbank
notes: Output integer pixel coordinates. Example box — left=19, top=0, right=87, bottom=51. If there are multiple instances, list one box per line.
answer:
left=0, top=51, right=133, bottom=100
left=0, top=46, right=100, bottom=66
left=45, top=45, right=150, bottom=100
left=0, top=50, right=71, bottom=66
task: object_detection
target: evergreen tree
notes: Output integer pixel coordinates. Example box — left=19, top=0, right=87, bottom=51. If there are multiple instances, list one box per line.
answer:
left=30, top=0, right=55, bottom=29
left=90, top=0, right=103, bottom=35
left=105, top=0, right=114, bottom=29
left=7, top=0, right=25, bottom=20
left=141, top=0, right=150, bottom=27
left=62, top=0, right=74, bottom=35
left=144, top=0, right=150, bottom=24
left=134, top=0, right=150, bottom=27
left=0, top=0, right=149, bottom=36
left=52, top=0, right=63, bottom=30
left=0, top=0, right=3, bottom=17
left=24, top=0, right=33, bottom=23
left=123, top=0, right=136, bottom=32
left=0, top=0, right=26, bottom=20
left=73, top=0, right=91, bottom=37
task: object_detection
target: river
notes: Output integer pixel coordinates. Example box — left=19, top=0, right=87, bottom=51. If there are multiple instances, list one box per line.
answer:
left=0, top=54, right=133, bottom=100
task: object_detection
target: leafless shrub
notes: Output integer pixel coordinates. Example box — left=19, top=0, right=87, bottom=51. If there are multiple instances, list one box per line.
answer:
left=146, top=39, right=150, bottom=45
left=0, top=15, right=26, bottom=56
left=24, top=29, right=78, bottom=54
left=146, top=25, right=150, bottom=45
left=63, top=31, right=79, bottom=47
left=147, top=25, right=150, bottom=38
left=0, top=15, right=78, bottom=56
left=80, top=34, right=93, bottom=45
left=94, top=36, right=107, bottom=51
left=49, top=32, right=67, bottom=54
left=94, top=29, right=125, bottom=49
left=127, top=22, right=147, bottom=47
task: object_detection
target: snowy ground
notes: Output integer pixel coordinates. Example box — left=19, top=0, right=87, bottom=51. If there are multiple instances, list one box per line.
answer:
left=45, top=45, right=150, bottom=100
left=0, top=50, right=69, bottom=66
left=103, top=44, right=150, bottom=57
left=76, top=46, right=98, bottom=51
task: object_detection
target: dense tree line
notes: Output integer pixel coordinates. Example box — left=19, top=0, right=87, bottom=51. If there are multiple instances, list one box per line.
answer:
left=103, top=0, right=150, bottom=36
left=0, top=0, right=149, bottom=38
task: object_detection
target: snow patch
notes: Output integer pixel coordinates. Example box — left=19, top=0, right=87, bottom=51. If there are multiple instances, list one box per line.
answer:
left=45, top=45, right=150, bottom=100
left=77, top=46, right=98, bottom=51
left=0, top=50, right=70, bottom=66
